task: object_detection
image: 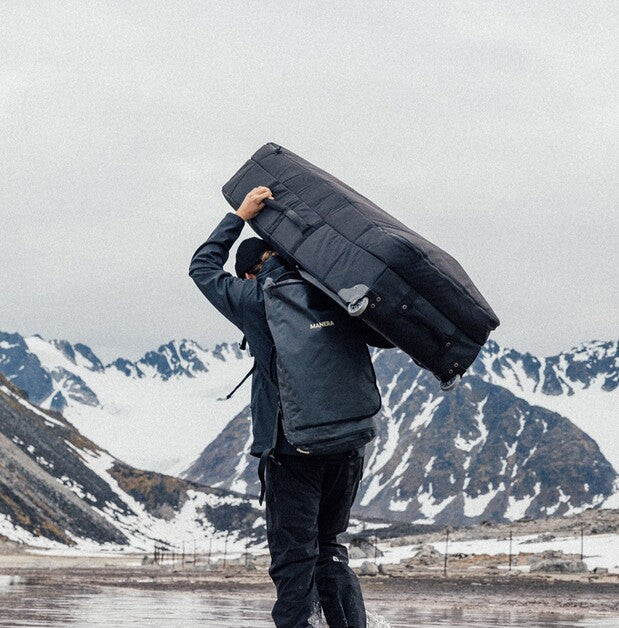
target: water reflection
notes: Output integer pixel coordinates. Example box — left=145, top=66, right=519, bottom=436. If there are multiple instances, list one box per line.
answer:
left=0, top=584, right=615, bottom=627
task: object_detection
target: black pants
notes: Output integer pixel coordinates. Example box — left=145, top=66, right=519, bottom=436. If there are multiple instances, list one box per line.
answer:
left=265, top=449, right=366, bottom=628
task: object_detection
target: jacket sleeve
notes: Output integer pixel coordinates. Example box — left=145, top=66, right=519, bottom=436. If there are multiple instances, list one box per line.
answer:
left=188, top=212, right=252, bottom=330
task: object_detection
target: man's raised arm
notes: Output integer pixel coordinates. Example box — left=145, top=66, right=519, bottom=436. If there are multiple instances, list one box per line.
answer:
left=188, top=187, right=273, bottom=329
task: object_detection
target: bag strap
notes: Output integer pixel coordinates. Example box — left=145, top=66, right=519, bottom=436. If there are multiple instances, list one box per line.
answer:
left=222, top=364, right=255, bottom=400
left=258, top=404, right=283, bottom=505
left=263, top=198, right=312, bottom=234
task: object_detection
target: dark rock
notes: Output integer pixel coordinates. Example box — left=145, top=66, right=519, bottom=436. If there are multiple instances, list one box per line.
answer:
left=378, top=563, right=391, bottom=576
left=529, top=559, right=588, bottom=573
left=348, top=536, right=383, bottom=559
left=0, top=332, right=53, bottom=404
left=522, top=533, right=556, bottom=544
left=74, top=343, right=105, bottom=372
left=538, top=550, right=565, bottom=559
left=414, top=544, right=442, bottom=565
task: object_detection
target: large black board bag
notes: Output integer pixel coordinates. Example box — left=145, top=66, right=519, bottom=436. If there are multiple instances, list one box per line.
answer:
left=222, top=142, right=500, bottom=387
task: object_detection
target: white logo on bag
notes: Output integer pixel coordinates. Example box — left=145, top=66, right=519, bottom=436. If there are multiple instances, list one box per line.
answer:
left=309, top=320, right=335, bottom=329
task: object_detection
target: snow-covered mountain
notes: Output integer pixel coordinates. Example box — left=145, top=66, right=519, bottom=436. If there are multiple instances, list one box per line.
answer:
left=0, top=332, right=252, bottom=474
left=469, top=339, right=617, bottom=472
left=186, top=348, right=618, bottom=525
left=0, top=373, right=266, bottom=551
left=0, top=331, right=617, bottom=526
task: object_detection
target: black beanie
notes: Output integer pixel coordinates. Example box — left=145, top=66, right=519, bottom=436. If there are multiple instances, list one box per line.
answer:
left=235, top=237, right=270, bottom=277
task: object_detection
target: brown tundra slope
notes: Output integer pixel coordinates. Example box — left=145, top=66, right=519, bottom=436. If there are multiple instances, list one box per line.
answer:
left=0, top=374, right=265, bottom=550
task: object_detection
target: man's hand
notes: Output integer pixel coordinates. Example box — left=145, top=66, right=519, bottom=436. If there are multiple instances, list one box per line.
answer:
left=236, top=186, right=274, bottom=221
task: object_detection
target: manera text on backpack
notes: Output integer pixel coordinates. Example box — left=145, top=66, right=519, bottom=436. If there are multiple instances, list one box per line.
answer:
left=263, top=273, right=381, bottom=455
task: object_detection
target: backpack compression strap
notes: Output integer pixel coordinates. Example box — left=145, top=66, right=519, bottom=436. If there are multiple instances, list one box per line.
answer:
left=223, top=364, right=255, bottom=400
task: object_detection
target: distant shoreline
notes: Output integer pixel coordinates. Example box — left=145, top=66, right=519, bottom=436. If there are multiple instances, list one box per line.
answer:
left=2, top=562, right=618, bottom=616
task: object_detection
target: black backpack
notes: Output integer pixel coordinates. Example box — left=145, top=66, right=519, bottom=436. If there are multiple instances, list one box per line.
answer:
left=262, top=272, right=381, bottom=456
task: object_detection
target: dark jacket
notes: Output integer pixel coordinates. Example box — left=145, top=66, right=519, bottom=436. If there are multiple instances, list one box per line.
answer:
left=189, top=212, right=298, bottom=456
left=189, top=212, right=382, bottom=458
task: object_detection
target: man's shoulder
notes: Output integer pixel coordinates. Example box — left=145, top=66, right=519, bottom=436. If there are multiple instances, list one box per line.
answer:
left=225, top=280, right=262, bottom=324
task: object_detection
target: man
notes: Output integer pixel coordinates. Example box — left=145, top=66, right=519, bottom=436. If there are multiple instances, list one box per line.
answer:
left=189, top=186, right=368, bottom=627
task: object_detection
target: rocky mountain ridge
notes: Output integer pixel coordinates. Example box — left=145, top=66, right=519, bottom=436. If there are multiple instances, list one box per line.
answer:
left=0, top=373, right=265, bottom=551
left=0, top=331, right=616, bottom=526
left=0, top=332, right=252, bottom=473
left=187, top=348, right=618, bottom=525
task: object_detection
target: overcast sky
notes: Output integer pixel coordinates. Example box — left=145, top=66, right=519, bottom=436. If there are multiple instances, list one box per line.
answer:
left=1, top=1, right=616, bottom=362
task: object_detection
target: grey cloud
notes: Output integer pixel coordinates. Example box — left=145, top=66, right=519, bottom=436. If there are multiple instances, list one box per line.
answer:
left=1, top=1, right=616, bottom=362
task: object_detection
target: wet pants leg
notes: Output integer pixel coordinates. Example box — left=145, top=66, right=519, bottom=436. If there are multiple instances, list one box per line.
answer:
left=265, top=451, right=366, bottom=628
left=315, top=454, right=366, bottom=628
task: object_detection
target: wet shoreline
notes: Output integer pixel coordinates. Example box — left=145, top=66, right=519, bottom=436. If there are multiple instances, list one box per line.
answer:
left=3, top=565, right=618, bottom=616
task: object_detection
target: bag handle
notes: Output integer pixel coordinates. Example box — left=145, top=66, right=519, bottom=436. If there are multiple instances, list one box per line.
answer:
left=263, top=198, right=312, bottom=234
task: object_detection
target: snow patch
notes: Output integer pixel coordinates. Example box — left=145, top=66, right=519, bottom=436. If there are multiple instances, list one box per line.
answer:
left=504, top=481, right=541, bottom=520
left=463, top=482, right=504, bottom=518
left=392, top=445, right=413, bottom=479
left=360, top=474, right=384, bottom=507
left=409, top=396, right=442, bottom=432
left=504, top=440, right=517, bottom=459
left=545, top=486, right=571, bottom=516
left=365, top=415, right=401, bottom=476
left=415, top=483, right=456, bottom=523
left=454, top=398, right=488, bottom=452
left=389, top=498, right=411, bottom=512
left=229, top=430, right=253, bottom=495
left=424, top=456, right=436, bottom=474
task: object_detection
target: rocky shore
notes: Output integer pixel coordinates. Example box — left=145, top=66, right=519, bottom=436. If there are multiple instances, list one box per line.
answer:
left=1, top=552, right=618, bottom=617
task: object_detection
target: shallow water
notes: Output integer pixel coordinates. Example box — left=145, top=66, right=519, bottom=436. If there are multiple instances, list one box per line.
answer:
left=0, top=583, right=616, bottom=627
